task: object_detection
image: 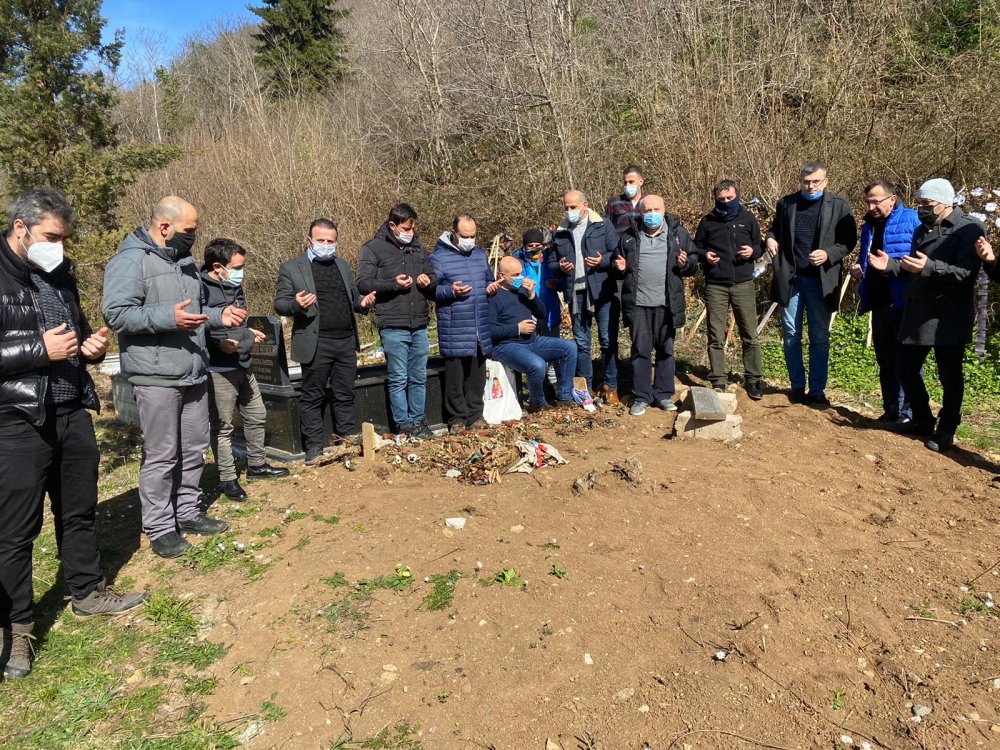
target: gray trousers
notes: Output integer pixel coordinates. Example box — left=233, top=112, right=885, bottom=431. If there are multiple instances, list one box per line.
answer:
left=133, top=382, right=209, bottom=541
left=208, top=370, right=267, bottom=480
left=705, top=280, right=763, bottom=387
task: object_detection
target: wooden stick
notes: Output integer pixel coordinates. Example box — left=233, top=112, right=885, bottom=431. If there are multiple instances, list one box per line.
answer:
left=725, top=309, right=737, bottom=349
left=756, top=301, right=778, bottom=335
left=686, top=306, right=707, bottom=342
left=828, top=272, right=853, bottom=331
left=904, top=615, right=961, bottom=628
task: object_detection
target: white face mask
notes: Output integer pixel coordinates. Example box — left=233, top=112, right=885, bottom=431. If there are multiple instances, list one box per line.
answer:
left=311, top=243, right=337, bottom=259
left=25, top=229, right=65, bottom=273
left=457, top=236, right=476, bottom=251
left=397, top=231, right=414, bottom=245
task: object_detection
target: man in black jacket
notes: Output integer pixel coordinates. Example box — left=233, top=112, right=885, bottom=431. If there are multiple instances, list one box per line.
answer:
left=869, top=178, right=985, bottom=452
left=766, top=162, right=857, bottom=405
left=355, top=204, right=437, bottom=437
left=0, top=188, right=146, bottom=680
left=695, top=180, right=765, bottom=399
left=202, top=238, right=289, bottom=499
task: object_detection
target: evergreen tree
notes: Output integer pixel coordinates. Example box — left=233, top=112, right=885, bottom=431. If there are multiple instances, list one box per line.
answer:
left=250, top=0, right=350, bottom=97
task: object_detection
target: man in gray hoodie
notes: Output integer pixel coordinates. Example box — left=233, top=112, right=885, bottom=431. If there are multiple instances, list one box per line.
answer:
left=103, top=197, right=247, bottom=558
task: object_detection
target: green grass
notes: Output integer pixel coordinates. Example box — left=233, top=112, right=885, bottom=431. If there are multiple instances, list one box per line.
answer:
left=549, top=563, right=568, bottom=579
left=282, top=509, right=309, bottom=524
left=493, top=567, right=521, bottom=587
left=330, top=723, right=424, bottom=749
left=181, top=535, right=271, bottom=581
left=321, top=572, right=349, bottom=588
left=313, top=513, right=341, bottom=525
left=422, top=570, right=461, bottom=611
left=321, top=566, right=415, bottom=634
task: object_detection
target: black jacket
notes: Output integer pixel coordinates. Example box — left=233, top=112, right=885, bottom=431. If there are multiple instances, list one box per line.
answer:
left=694, top=206, right=763, bottom=285
left=883, top=208, right=985, bottom=346
left=767, top=192, right=857, bottom=312
left=201, top=271, right=255, bottom=369
left=355, top=223, right=437, bottom=330
left=618, top=215, right=697, bottom=329
left=0, top=235, right=100, bottom=425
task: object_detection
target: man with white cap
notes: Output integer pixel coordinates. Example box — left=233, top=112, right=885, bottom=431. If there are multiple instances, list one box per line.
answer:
left=868, top=178, right=986, bottom=452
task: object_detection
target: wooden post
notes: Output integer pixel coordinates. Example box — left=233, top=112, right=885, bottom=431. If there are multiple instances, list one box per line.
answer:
left=686, top=306, right=708, bottom=342
left=361, top=422, right=377, bottom=458
left=756, top=302, right=779, bottom=335
left=827, top=273, right=853, bottom=331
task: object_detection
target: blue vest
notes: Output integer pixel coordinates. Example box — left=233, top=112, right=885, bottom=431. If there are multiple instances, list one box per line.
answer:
left=857, top=203, right=920, bottom=313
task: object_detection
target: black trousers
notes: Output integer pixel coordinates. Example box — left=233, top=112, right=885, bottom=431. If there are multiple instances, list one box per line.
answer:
left=629, top=306, right=676, bottom=404
left=0, top=408, right=103, bottom=625
left=300, top=334, right=358, bottom=452
left=897, top=344, right=965, bottom=435
left=871, top=305, right=910, bottom=419
left=444, top=348, right=487, bottom=427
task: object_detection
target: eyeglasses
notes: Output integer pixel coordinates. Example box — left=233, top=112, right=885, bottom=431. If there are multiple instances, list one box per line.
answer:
left=800, top=178, right=827, bottom=187
left=864, top=195, right=893, bottom=207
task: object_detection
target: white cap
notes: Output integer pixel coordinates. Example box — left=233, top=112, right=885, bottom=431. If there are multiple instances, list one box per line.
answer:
left=916, top=178, right=956, bottom=206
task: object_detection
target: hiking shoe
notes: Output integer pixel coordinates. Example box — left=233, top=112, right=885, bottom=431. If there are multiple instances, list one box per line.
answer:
left=2, top=622, right=35, bottom=680
left=656, top=399, right=678, bottom=412
left=304, top=447, right=324, bottom=465
left=448, top=422, right=466, bottom=435
left=150, top=531, right=192, bottom=558
left=246, top=463, right=290, bottom=480
left=218, top=479, right=248, bottom=501
left=72, top=582, right=148, bottom=619
left=788, top=388, right=806, bottom=404
left=926, top=433, right=955, bottom=453
left=412, top=423, right=436, bottom=440
left=599, top=384, right=621, bottom=406
left=466, top=418, right=488, bottom=431
left=178, top=513, right=229, bottom=536
left=629, top=400, right=648, bottom=417
left=746, top=381, right=764, bottom=401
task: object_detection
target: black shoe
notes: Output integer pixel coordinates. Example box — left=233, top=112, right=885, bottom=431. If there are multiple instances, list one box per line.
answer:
left=893, top=419, right=935, bottom=437
left=304, top=448, right=324, bottom=465
left=555, top=399, right=576, bottom=408
left=178, top=513, right=229, bottom=536
left=746, top=381, right=763, bottom=401
left=412, top=423, right=436, bottom=440
left=806, top=392, right=830, bottom=407
left=875, top=412, right=899, bottom=423
left=246, top=463, right=290, bottom=480
left=150, top=531, right=192, bottom=559
left=712, top=384, right=727, bottom=393
left=926, top=433, right=955, bottom=452
left=396, top=422, right=415, bottom=435
left=466, top=418, right=488, bottom=431
left=525, top=402, right=550, bottom=414
left=789, top=388, right=806, bottom=404
left=218, top=479, right=248, bottom=501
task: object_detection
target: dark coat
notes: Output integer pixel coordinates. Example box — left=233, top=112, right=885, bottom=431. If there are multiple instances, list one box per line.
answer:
left=201, top=271, right=255, bottom=369
left=274, top=253, right=365, bottom=364
left=355, top=223, right=437, bottom=330
left=883, top=208, right=985, bottom=346
left=548, top=209, right=620, bottom=311
left=0, top=235, right=100, bottom=425
left=618, top=215, right=697, bottom=329
left=489, top=286, right=547, bottom=346
left=767, top=192, right=858, bottom=312
left=429, top=233, right=494, bottom=357
left=694, top=206, right=764, bottom=286
left=985, top=259, right=1000, bottom=284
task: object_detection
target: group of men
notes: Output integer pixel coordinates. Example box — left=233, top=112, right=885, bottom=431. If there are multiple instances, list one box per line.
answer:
left=2, top=161, right=996, bottom=680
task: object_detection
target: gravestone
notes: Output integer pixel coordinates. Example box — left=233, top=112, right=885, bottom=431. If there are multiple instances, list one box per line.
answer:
left=687, top=386, right=727, bottom=422
left=247, top=315, right=292, bottom=389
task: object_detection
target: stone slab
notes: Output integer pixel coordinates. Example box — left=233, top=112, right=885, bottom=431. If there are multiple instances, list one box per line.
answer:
left=687, top=386, right=727, bottom=422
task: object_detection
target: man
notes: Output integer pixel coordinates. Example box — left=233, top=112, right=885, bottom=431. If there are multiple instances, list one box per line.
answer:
left=430, top=215, right=498, bottom=433
left=766, top=162, right=857, bottom=405
left=549, top=190, right=621, bottom=403
left=489, top=256, right=577, bottom=411
left=849, top=181, right=921, bottom=424
left=103, top=197, right=247, bottom=559
left=356, top=204, right=437, bottom=437
left=274, top=219, right=375, bottom=463
left=201, top=238, right=290, bottom=498
left=615, top=195, right=697, bottom=416
left=694, top=180, right=765, bottom=400
left=1, top=188, right=147, bottom=680
left=869, top=178, right=985, bottom=452
left=512, top=228, right=561, bottom=335
left=604, top=165, right=645, bottom=237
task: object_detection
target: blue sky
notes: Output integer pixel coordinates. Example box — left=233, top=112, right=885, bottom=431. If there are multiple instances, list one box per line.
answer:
left=101, top=0, right=257, bottom=58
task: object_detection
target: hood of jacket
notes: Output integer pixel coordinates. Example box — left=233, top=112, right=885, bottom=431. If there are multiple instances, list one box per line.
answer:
left=556, top=207, right=605, bottom=233
left=434, top=231, right=480, bottom=257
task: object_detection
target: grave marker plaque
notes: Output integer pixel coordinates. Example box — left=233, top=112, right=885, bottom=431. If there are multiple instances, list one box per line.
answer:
left=248, top=315, right=291, bottom=388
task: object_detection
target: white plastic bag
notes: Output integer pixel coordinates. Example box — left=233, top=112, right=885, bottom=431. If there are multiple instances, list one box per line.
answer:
left=483, top=359, right=523, bottom=424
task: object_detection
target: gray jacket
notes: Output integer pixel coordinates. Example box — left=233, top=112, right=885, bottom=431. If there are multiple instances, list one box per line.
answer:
left=273, top=253, right=365, bottom=364
left=883, top=207, right=985, bottom=346
left=103, top=228, right=224, bottom=386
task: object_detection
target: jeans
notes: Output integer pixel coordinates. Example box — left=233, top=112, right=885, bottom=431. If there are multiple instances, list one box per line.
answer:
left=898, top=344, right=965, bottom=435
left=209, top=370, right=268, bottom=480
left=705, top=280, right=763, bottom=388
left=444, top=349, right=487, bottom=426
left=870, top=305, right=912, bottom=420
left=572, top=290, right=618, bottom=391
left=629, top=306, right=677, bottom=404
left=780, top=274, right=830, bottom=394
left=380, top=327, right=429, bottom=427
left=299, top=334, right=359, bottom=452
left=493, top=336, right=577, bottom=406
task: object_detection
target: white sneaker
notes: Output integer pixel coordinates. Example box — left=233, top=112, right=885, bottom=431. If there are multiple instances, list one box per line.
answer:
left=629, top=401, right=648, bottom=416
left=657, top=399, right=678, bottom=412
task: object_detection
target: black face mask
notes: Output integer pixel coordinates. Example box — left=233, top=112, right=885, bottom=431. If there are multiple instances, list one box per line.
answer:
left=917, top=205, right=938, bottom=228
left=166, top=230, right=197, bottom=258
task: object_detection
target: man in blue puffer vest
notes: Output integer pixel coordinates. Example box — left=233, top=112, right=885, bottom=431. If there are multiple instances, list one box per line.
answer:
left=431, top=215, right=499, bottom=434
left=849, top=180, right=921, bottom=424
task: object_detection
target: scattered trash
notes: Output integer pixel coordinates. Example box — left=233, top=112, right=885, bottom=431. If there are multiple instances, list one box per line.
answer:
left=407, top=453, right=419, bottom=464
left=393, top=455, right=403, bottom=465
left=912, top=703, right=931, bottom=719
left=238, top=720, right=264, bottom=744
left=713, top=650, right=728, bottom=662
left=572, top=470, right=598, bottom=495
left=444, top=517, right=466, bottom=530
left=573, top=388, right=597, bottom=413
left=583, top=653, right=594, bottom=665
left=506, top=440, right=567, bottom=474
left=343, top=459, right=354, bottom=471
left=444, top=468, right=462, bottom=479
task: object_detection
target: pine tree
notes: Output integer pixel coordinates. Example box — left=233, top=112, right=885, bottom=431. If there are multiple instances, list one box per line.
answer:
left=250, top=0, right=351, bottom=97
left=0, top=0, right=176, bottom=242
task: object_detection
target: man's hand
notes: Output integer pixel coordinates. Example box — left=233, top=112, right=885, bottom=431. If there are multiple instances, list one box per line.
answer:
left=416, top=273, right=432, bottom=288
left=174, top=299, right=208, bottom=331
left=705, top=251, right=721, bottom=266
left=808, top=249, right=828, bottom=266
left=486, top=280, right=501, bottom=295
left=222, top=305, right=248, bottom=328
left=765, top=237, right=779, bottom=259
left=295, top=290, right=317, bottom=310
left=250, top=328, right=267, bottom=344
left=583, top=252, right=601, bottom=268
left=977, top=236, right=995, bottom=264
left=545, top=279, right=558, bottom=290
left=900, top=251, right=928, bottom=273
left=737, top=244, right=754, bottom=260
left=452, top=280, right=472, bottom=297
left=522, top=277, right=536, bottom=298
left=80, top=326, right=110, bottom=360
left=868, top=249, right=889, bottom=272
left=677, top=249, right=688, bottom=268
left=850, top=262, right=863, bottom=280
left=518, top=319, right=536, bottom=335
left=395, top=273, right=413, bottom=289
left=219, top=339, right=240, bottom=354
left=614, top=255, right=626, bottom=272
left=43, top=323, right=79, bottom=362
left=360, top=291, right=376, bottom=309
left=558, top=257, right=575, bottom=275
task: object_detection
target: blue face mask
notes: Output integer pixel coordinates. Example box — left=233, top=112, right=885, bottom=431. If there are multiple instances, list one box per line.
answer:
left=221, top=267, right=244, bottom=287
left=565, top=209, right=581, bottom=225
left=623, top=184, right=638, bottom=199
left=642, top=212, right=663, bottom=231
left=311, top=243, right=337, bottom=260
left=800, top=190, right=824, bottom=202
left=510, top=275, right=524, bottom=289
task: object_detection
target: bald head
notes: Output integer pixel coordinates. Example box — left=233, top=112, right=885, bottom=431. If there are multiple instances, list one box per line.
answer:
left=563, top=190, right=588, bottom=211
left=148, top=196, right=199, bottom=248
left=639, top=194, right=664, bottom=214
left=499, top=256, right=522, bottom=278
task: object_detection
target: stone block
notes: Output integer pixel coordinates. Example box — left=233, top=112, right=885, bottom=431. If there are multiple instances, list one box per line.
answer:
left=676, top=412, right=742, bottom=441
left=717, top=392, right=738, bottom=415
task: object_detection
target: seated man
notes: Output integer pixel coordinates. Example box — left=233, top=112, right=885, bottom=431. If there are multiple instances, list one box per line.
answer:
left=488, top=256, right=576, bottom=412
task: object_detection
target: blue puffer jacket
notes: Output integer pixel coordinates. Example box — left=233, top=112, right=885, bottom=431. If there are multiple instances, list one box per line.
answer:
left=430, top=233, right=495, bottom=357
left=857, top=202, right=920, bottom=313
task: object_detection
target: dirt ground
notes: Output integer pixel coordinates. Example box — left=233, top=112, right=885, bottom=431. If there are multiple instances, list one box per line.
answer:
left=116, top=386, right=1000, bottom=750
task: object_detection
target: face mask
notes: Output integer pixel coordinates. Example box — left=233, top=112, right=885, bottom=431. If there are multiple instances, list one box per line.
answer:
left=642, top=212, right=664, bottom=231
left=457, top=236, right=476, bottom=252
left=166, top=230, right=197, bottom=257
left=565, top=209, right=581, bottom=225
left=510, top=275, right=524, bottom=289
left=311, top=243, right=337, bottom=260
left=396, top=231, right=414, bottom=245
left=714, top=194, right=741, bottom=220
left=526, top=246, right=542, bottom=260
left=800, top=190, right=824, bottom=202
left=221, top=267, right=244, bottom=287
left=624, top=184, right=638, bottom=199
left=25, top=231, right=65, bottom=273
left=917, top=205, right=938, bottom=228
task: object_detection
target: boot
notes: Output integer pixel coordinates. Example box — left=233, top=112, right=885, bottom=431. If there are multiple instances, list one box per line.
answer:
left=71, top=581, right=149, bottom=619
left=3, top=622, right=35, bottom=679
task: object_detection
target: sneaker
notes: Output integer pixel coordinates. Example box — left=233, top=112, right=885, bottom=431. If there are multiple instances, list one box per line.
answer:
left=788, top=388, right=806, bottom=404
left=2, top=622, right=35, bottom=679
left=178, top=513, right=229, bottom=536
left=926, top=433, right=955, bottom=453
left=599, top=384, right=621, bottom=406
left=806, top=392, right=831, bottom=407
left=72, top=582, right=148, bottom=619
left=218, top=479, right=248, bottom=501
left=150, top=531, right=192, bottom=559
left=656, top=399, right=678, bottom=412
left=246, top=463, right=290, bottom=480
left=412, top=423, right=436, bottom=440
left=745, top=381, right=764, bottom=401
left=304, top=447, right=324, bottom=465
left=629, top=400, right=648, bottom=417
